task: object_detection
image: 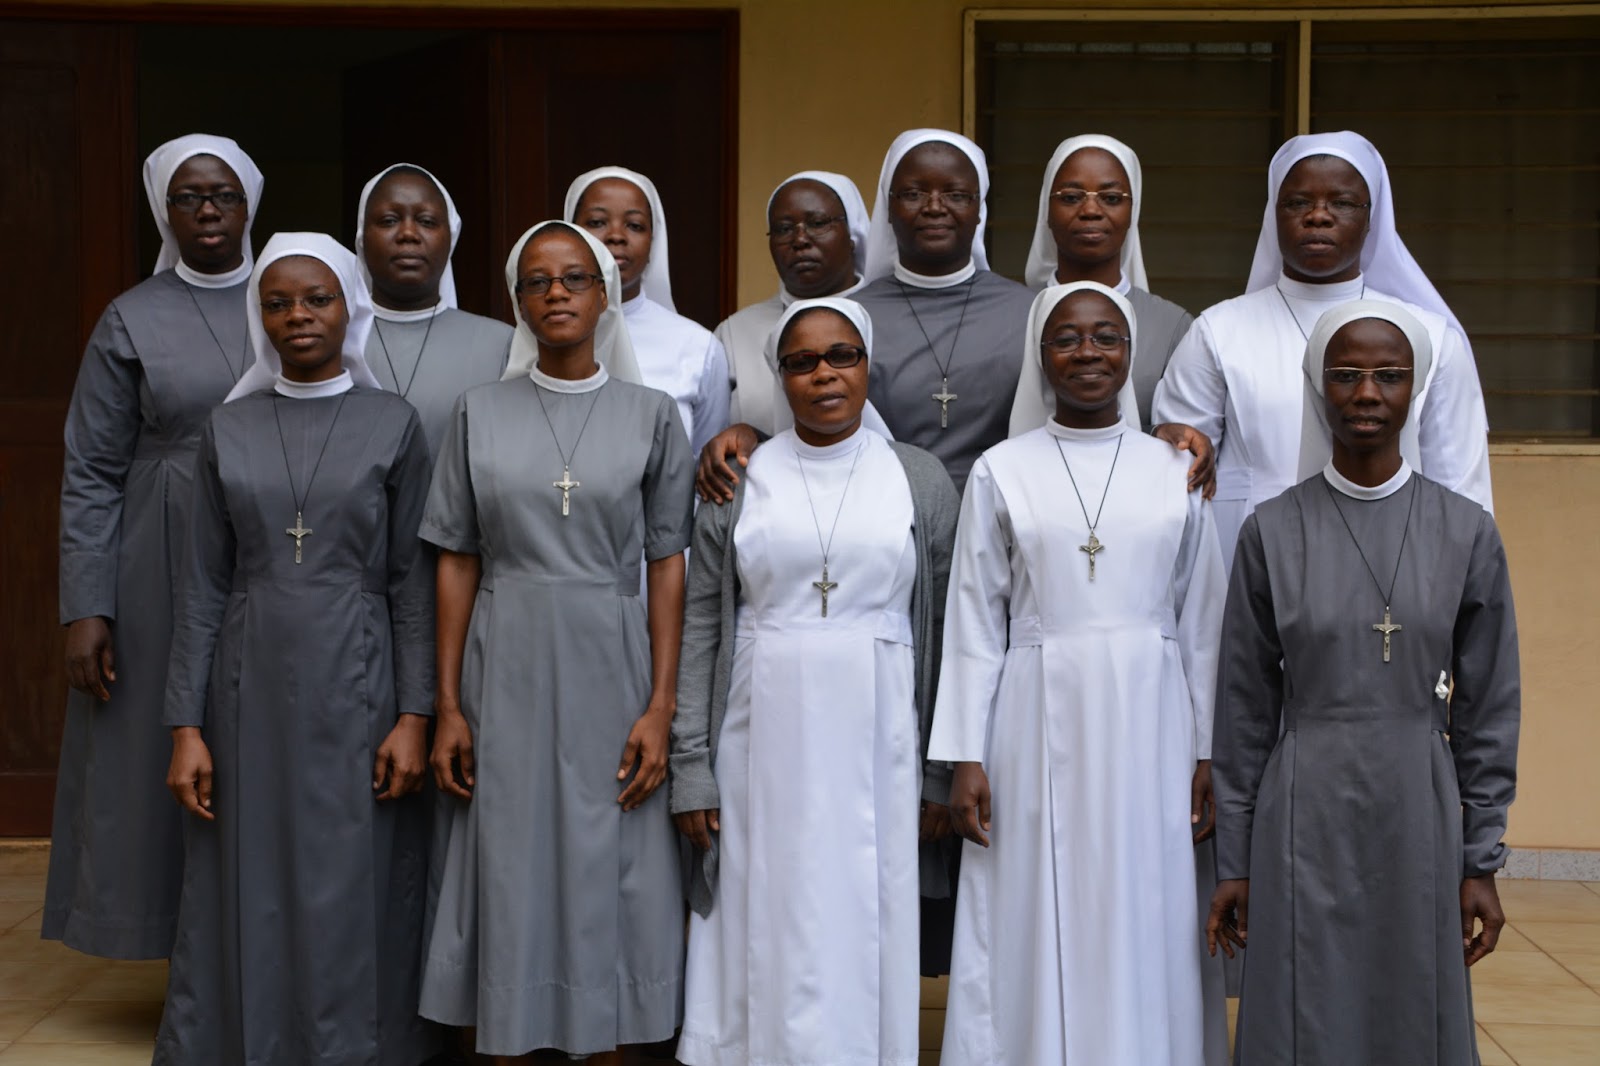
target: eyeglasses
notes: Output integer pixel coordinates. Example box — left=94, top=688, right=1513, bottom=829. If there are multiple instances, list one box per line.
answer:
left=767, top=215, right=846, bottom=244
left=1050, top=189, right=1132, bottom=209
left=1277, top=196, right=1371, bottom=219
left=260, top=292, right=343, bottom=316
left=166, top=190, right=247, bottom=213
left=777, top=345, right=868, bottom=375
left=1041, top=332, right=1130, bottom=354
left=515, top=271, right=604, bottom=297
left=890, top=188, right=978, bottom=210
left=1324, top=366, right=1412, bottom=387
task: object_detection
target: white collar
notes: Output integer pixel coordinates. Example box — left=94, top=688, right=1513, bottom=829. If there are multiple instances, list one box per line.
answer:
left=790, top=426, right=867, bottom=460
left=531, top=361, right=609, bottom=394
left=177, top=259, right=252, bottom=289
left=779, top=273, right=867, bottom=308
left=1046, top=418, right=1126, bottom=443
left=274, top=370, right=353, bottom=399
left=621, top=293, right=650, bottom=318
left=892, top=259, right=977, bottom=289
left=373, top=301, right=445, bottom=324
left=1323, top=459, right=1412, bottom=500
left=1052, top=269, right=1132, bottom=296
left=1278, top=272, right=1366, bottom=303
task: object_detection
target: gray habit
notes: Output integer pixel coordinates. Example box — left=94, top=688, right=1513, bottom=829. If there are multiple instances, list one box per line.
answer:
left=1126, top=287, right=1192, bottom=428
left=418, top=376, right=694, bottom=1057
left=1214, top=473, right=1520, bottom=1066
left=855, top=271, right=1035, bottom=493
left=155, top=388, right=437, bottom=1066
left=48, top=269, right=253, bottom=959
left=364, top=308, right=513, bottom=460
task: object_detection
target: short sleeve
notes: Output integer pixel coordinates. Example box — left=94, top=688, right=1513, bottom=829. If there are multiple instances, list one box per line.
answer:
left=419, top=393, right=481, bottom=554
left=642, top=393, right=695, bottom=561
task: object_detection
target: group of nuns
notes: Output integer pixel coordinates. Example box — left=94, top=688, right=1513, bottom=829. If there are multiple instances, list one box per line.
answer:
left=48, top=125, right=1520, bottom=1066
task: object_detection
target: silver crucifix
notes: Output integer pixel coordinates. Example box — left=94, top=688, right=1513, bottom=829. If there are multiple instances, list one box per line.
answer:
left=1372, top=606, right=1402, bottom=663
left=932, top=377, right=958, bottom=429
left=1079, top=531, right=1104, bottom=581
left=813, top=563, right=838, bottom=618
left=285, top=512, right=312, bottom=564
left=553, top=468, right=580, bottom=518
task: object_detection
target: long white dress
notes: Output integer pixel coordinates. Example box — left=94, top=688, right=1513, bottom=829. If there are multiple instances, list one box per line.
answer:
left=677, top=429, right=921, bottom=1066
left=623, top=293, right=731, bottom=459
left=929, top=421, right=1225, bottom=1066
left=1152, top=273, right=1492, bottom=568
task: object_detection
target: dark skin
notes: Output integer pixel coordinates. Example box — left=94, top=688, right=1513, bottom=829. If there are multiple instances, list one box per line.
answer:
left=432, top=228, right=683, bottom=834
left=672, top=309, right=954, bottom=850
left=1048, top=147, right=1134, bottom=290
left=768, top=179, right=858, bottom=300
left=1207, top=317, right=1504, bottom=967
left=70, top=155, right=255, bottom=697
left=951, top=291, right=1214, bottom=847
left=167, top=256, right=427, bottom=820
left=1276, top=155, right=1371, bottom=285
left=361, top=168, right=451, bottom=312
left=574, top=177, right=652, bottom=302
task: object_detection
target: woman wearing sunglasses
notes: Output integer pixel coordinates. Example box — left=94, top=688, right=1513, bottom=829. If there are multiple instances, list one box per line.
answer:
left=671, top=296, right=959, bottom=1066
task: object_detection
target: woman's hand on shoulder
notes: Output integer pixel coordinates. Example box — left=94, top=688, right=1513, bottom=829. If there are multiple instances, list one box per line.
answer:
left=696, top=424, right=760, bottom=504
left=1153, top=422, right=1217, bottom=499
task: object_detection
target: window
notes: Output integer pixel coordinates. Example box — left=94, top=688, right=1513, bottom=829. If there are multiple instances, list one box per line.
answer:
left=971, top=9, right=1600, bottom=438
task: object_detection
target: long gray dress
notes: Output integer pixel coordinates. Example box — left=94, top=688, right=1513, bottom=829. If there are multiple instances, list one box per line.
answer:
left=418, top=373, right=694, bottom=1057
left=1126, top=287, right=1192, bottom=428
left=1214, top=471, right=1520, bottom=1066
left=155, top=388, right=437, bottom=1066
left=364, top=308, right=513, bottom=460
left=48, top=269, right=252, bottom=959
left=855, top=271, right=1036, bottom=494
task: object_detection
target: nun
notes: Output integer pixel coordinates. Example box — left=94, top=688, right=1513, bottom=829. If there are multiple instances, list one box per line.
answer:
left=931, top=281, right=1225, bottom=1066
left=1208, top=301, right=1519, bottom=1065
left=48, top=133, right=263, bottom=961
left=713, top=170, right=871, bottom=434
left=1010, top=134, right=1193, bottom=432
left=418, top=221, right=692, bottom=1064
left=157, top=233, right=437, bottom=1066
left=1152, top=131, right=1494, bottom=572
left=355, top=162, right=513, bottom=458
left=671, top=297, right=959, bottom=1066
left=565, top=165, right=730, bottom=458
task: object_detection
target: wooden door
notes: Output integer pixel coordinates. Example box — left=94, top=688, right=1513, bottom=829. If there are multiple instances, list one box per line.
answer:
left=0, top=21, right=137, bottom=834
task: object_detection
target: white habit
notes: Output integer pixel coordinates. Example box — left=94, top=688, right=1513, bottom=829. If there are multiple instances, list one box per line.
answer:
left=929, top=421, right=1225, bottom=1066
left=622, top=292, right=731, bottom=458
left=677, top=429, right=921, bottom=1066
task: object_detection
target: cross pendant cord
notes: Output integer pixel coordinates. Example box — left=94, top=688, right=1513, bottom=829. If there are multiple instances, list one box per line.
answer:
left=1054, top=433, right=1123, bottom=582
left=1322, top=475, right=1419, bottom=664
left=531, top=381, right=603, bottom=519
left=795, top=441, right=866, bottom=618
left=897, top=278, right=975, bottom=430
left=272, top=392, right=350, bottom=565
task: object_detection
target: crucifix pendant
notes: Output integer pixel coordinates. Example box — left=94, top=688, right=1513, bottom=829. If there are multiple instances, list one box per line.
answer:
left=1079, top=531, right=1104, bottom=581
left=932, top=377, right=958, bottom=429
left=553, top=467, right=580, bottom=517
left=812, top=562, right=838, bottom=618
left=285, top=511, right=312, bottom=564
left=1372, top=605, right=1402, bottom=663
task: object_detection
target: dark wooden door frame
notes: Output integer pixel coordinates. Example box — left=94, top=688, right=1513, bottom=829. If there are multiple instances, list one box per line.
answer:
left=0, top=3, right=742, bottom=322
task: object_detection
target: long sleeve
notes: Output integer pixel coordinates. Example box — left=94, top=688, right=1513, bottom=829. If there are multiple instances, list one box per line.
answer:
left=1171, top=488, right=1227, bottom=760
left=670, top=493, right=735, bottom=815
left=1418, top=325, right=1494, bottom=513
left=419, top=395, right=481, bottom=554
left=691, top=334, right=733, bottom=460
left=1450, top=511, right=1520, bottom=876
left=385, top=410, right=438, bottom=718
left=1151, top=315, right=1227, bottom=449
left=908, top=450, right=962, bottom=804
left=1210, top=513, right=1284, bottom=880
left=926, top=457, right=1013, bottom=765
left=163, top=418, right=236, bottom=729
left=59, top=304, right=143, bottom=623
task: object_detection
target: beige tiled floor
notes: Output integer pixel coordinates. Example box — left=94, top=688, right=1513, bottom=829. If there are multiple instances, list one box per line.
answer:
left=2, top=844, right=1598, bottom=1064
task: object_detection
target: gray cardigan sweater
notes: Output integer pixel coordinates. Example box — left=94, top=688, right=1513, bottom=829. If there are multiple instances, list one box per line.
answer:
left=669, top=440, right=960, bottom=917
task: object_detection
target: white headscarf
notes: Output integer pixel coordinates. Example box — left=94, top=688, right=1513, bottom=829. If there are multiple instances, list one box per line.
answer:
left=1009, top=281, right=1141, bottom=436
left=863, top=129, right=991, bottom=282
left=763, top=297, right=895, bottom=438
left=1246, top=131, right=1462, bottom=334
left=1297, top=299, right=1434, bottom=482
left=765, top=170, right=872, bottom=296
left=563, top=166, right=676, bottom=312
left=501, top=220, right=643, bottom=386
left=225, top=233, right=381, bottom=402
left=142, top=134, right=266, bottom=275
left=1023, top=134, right=1148, bottom=291
left=353, top=163, right=462, bottom=309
